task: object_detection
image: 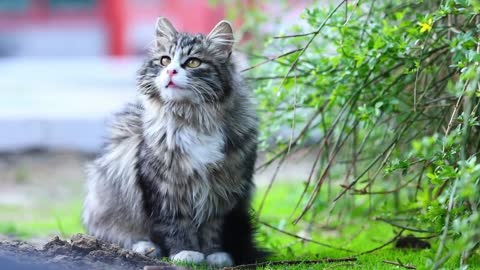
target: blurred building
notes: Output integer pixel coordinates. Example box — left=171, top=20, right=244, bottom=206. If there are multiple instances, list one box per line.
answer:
left=0, top=0, right=224, bottom=57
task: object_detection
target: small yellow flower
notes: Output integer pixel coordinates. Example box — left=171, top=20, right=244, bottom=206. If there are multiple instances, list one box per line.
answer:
left=418, top=18, right=433, bottom=33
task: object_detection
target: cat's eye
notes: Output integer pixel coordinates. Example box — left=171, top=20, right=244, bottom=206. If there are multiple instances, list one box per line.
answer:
left=160, top=56, right=171, bottom=66
left=185, top=58, right=201, bottom=68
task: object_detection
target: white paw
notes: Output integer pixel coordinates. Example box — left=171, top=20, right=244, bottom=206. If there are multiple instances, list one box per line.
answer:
left=206, top=252, right=234, bottom=267
left=170, top=250, right=205, bottom=264
left=132, top=241, right=160, bottom=257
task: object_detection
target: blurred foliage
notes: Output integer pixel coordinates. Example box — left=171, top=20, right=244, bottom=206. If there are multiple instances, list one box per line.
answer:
left=209, top=0, right=287, bottom=50
left=246, top=0, right=480, bottom=268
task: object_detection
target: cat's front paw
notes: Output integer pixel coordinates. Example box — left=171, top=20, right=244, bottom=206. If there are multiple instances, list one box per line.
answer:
left=132, top=241, right=160, bottom=257
left=170, top=250, right=205, bottom=264
left=206, top=252, right=234, bottom=267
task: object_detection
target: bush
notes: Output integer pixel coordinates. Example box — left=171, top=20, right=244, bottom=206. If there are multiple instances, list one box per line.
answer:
left=245, top=0, right=480, bottom=268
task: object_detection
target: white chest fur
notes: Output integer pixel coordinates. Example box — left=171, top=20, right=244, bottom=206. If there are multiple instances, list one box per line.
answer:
left=142, top=99, right=225, bottom=177
left=166, top=123, right=225, bottom=173
left=166, top=124, right=225, bottom=222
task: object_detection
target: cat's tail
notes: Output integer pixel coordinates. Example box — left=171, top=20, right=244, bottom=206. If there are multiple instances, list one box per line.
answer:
left=221, top=203, right=270, bottom=266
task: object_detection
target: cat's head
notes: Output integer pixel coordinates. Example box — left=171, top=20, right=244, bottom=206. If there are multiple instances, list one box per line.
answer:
left=138, top=18, right=236, bottom=104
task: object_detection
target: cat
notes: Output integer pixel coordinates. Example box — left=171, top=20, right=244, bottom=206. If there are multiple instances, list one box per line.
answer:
left=82, top=18, right=264, bottom=267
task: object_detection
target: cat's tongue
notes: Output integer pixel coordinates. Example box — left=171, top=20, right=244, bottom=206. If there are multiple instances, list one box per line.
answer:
left=167, top=81, right=176, bottom=88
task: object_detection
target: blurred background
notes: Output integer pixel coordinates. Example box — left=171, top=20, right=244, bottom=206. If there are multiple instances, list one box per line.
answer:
left=0, top=0, right=312, bottom=241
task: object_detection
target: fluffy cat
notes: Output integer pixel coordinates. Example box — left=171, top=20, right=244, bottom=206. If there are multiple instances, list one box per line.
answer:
left=82, top=18, right=264, bottom=267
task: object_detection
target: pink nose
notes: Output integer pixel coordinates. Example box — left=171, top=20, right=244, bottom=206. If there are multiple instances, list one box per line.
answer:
left=167, top=69, right=178, bottom=77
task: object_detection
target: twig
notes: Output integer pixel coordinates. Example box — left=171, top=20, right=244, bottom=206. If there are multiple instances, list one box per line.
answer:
left=413, top=26, right=436, bottom=112
left=433, top=178, right=459, bottom=269
left=344, top=0, right=361, bottom=25
left=240, top=48, right=303, bottom=72
left=414, top=234, right=441, bottom=240
left=345, top=172, right=420, bottom=195
left=289, top=144, right=323, bottom=219
left=221, top=257, right=357, bottom=270
left=287, top=66, right=299, bottom=154
left=443, top=80, right=468, bottom=140
left=245, top=74, right=308, bottom=80
left=433, top=177, right=450, bottom=200
left=374, top=217, right=437, bottom=233
left=324, top=262, right=357, bottom=269
left=273, top=31, right=317, bottom=39
left=362, top=139, right=396, bottom=190
left=259, top=221, right=354, bottom=252
left=255, top=153, right=288, bottom=219
left=383, top=260, right=417, bottom=269
left=415, top=162, right=428, bottom=198
left=356, top=229, right=405, bottom=255
left=360, top=0, right=376, bottom=42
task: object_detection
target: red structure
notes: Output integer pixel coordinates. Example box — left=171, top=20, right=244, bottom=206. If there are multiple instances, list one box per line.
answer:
left=0, top=0, right=225, bottom=57
left=101, top=0, right=127, bottom=56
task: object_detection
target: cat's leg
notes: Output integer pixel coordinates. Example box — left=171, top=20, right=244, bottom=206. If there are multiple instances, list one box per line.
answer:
left=84, top=195, right=162, bottom=256
left=151, top=216, right=204, bottom=264
left=84, top=201, right=161, bottom=257
left=200, top=218, right=234, bottom=267
left=83, top=167, right=162, bottom=257
left=83, top=201, right=161, bottom=257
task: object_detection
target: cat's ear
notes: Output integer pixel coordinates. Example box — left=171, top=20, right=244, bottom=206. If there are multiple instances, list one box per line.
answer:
left=155, top=17, right=177, bottom=49
left=207, top=20, right=235, bottom=55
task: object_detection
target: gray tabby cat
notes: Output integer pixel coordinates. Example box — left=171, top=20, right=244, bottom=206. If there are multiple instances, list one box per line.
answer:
left=82, top=18, right=264, bottom=267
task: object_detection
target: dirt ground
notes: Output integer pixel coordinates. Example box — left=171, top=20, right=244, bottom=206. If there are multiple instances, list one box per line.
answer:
left=0, top=234, right=188, bottom=270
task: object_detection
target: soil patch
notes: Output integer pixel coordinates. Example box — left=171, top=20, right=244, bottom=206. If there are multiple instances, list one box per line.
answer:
left=0, top=234, right=188, bottom=270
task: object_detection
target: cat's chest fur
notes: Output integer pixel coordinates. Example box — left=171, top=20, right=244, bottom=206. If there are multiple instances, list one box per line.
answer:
left=142, top=103, right=226, bottom=178
left=164, top=123, right=225, bottom=174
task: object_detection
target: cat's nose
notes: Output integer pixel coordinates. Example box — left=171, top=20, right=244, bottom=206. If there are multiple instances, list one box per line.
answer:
left=167, top=69, right=178, bottom=77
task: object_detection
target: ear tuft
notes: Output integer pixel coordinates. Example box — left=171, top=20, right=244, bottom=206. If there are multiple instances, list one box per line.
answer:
left=207, top=20, right=235, bottom=54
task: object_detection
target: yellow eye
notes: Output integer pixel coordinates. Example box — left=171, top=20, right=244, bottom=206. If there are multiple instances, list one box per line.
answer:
left=186, top=58, right=201, bottom=68
left=160, top=56, right=171, bottom=66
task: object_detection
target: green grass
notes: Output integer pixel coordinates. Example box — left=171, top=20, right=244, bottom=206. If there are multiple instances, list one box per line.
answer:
left=248, top=183, right=480, bottom=270
left=0, top=183, right=478, bottom=269
left=0, top=200, right=84, bottom=238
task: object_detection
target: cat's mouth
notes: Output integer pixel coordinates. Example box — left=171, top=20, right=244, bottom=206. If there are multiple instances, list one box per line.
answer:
left=166, top=81, right=182, bottom=89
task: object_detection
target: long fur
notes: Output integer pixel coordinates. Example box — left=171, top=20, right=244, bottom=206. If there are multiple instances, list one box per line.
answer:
left=82, top=18, right=265, bottom=265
